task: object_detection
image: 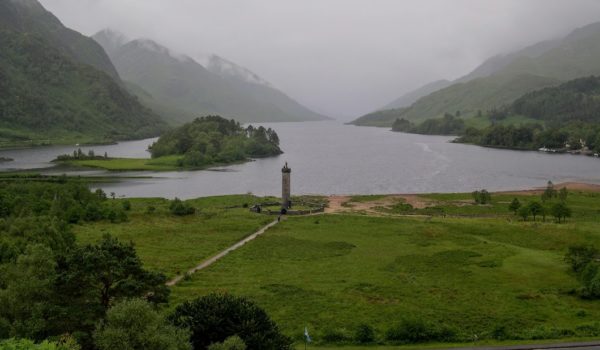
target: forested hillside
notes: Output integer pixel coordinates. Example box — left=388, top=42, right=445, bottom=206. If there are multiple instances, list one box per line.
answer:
left=457, top=76, right=600, bottom=151
left=0, top=0, right=167, bottom=147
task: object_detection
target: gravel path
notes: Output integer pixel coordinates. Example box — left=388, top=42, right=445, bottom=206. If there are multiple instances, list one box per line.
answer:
left=166, top=218, right=281, bottom=286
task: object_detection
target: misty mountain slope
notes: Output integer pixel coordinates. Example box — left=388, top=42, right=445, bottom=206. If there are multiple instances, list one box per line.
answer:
left=93, top=30, right=328, bottom=124
left=381, top=80, right=451, bottom=110
left=375, top=35, right=562, bottom=114
left=0, top=0, right=167, bottom=145
left=359, top=20, right=600, bottom=126
left=206, top=54, right=272, bottom=87
left=350, top=108, right=409, bottom=127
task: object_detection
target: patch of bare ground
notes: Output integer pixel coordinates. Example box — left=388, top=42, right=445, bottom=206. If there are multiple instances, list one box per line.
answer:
left=326, top=194, right=437, bottom=215
left=500, top=182, right=600, bottom=196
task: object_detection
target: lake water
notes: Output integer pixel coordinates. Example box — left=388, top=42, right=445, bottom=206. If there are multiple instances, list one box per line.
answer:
left=2, top=121, right=600, bottom=199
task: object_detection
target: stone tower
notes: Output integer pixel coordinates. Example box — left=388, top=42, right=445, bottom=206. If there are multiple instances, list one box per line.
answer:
left=282, top=162, right=291, bottom=209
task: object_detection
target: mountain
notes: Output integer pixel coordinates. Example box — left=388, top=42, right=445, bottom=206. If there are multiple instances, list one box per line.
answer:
left=93, top=29, right=328, bottom=124
left=0, top=0, right=167, bottom=146
left=359, top=21, right=600, bottom=127
left=381, top=80, right=452, bottom=110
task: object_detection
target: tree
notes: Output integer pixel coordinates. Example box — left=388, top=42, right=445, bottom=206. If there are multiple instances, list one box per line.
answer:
left=565, top=245, right=599, bottom=273
left=542, top=181, right=557, bottom=202
left=207, top=336, right=246, bottom=350
left=528, top=201, right=544, bottom=221
left=551, top=202, right=572, bottom=223
left=472, top=190, right=491, bottom=205
left=60, top=234, right=169, bottom=312
left=94, top=299, right=191, bottom=350
left=168, top=293, right=292, bottom=350
left=0, top=244, right=60, bottom=341
left=559, top=187, right=568, bottom=202
left=518, top=206, right=530, bottom=221
left=508, top=198, right=521, bottom=215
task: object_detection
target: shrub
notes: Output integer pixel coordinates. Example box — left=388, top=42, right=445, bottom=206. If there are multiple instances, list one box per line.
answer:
left=122, top=200, right=131, bottom=211
left=354, top=324, right=375, bottom=344
left=207, top=336, right=246, bottom=350
left=146, top=205, right=156, bottom=214
left=168, top=293, right=292, bottom=350
left=170, top=198, right=196, bottom=216
left=321, top=328, right=352, bottom=343
left=0, top=338, right=80, bottom=349
left=385, top=318, right=455, bottom=344
left=565, top=245, right=599, bottom=273
left=472, top=189, right=491, bottom=204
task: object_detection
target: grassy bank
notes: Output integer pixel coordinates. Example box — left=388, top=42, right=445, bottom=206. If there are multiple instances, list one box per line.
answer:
left=58, top=155, right=255, bottom=171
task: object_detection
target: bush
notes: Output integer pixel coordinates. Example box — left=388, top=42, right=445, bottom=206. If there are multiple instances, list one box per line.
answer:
left=146, top=205, right=156, bottom=214
left=122, top=200, right=131, bottom=211
left=354, top=324, right=375, bottom=344
left=565, top=245, right=599, bottom=273
left=321, top=328, right=353, bottom=343
left=170, top=198, right=196, bottom=216
left=472, top=190, right=491, bottom=204
left=0, top=338, right=80, bottom=349
left=207, top=336, right=246, bottom=350
left=385, top=318, right=456, bottom=344
left=168, top=293, right=292, bottom=350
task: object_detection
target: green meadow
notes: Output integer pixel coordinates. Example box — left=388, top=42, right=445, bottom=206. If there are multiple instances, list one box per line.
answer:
left=74, top=189, right=600, bottom=347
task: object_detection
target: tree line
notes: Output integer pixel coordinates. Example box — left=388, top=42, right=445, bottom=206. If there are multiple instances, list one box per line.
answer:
left=392, top=113, right=465, bottom=135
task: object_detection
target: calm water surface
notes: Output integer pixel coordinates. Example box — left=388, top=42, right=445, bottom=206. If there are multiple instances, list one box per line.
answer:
left=1, top=121, right=600, bottom=199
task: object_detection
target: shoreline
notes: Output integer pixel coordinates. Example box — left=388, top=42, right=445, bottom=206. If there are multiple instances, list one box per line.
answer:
left=322, top=182, right=600, bottom=198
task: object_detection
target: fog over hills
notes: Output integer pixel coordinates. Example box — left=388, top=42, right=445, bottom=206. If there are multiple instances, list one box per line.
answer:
left=93, top=29, right=328, bottom=124
left=37, top=0, right=600, bottom=118
left=356, top=19, right=600, bottom=125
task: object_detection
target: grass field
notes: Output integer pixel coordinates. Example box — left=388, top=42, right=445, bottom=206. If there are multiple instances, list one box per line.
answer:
left=74, top=195, right=273, bottom=278
left=74, top=188, right=600, bottom=347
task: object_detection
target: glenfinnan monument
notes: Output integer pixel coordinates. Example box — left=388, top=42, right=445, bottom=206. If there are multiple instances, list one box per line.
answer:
left=282, top=162, right=291, bottom=209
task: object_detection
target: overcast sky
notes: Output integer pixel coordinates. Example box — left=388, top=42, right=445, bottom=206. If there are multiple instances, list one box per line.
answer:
left=39, top=0, right=600, bottom=119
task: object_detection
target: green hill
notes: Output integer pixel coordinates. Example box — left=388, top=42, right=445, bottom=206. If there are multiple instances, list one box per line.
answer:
left=93, top=30, right=328, bottom=124
left=0, top=0, right=167, bottom=147
left=400, top=73, right=560, bottom=122
left=354, top=21, right=600, bottom=127
left=457, top=76, right=600, bottom=151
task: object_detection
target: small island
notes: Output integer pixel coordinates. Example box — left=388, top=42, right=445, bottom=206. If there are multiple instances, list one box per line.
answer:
left=55, top=116, right=283, bottom=171
left=0, top=157, right=14, bottom=163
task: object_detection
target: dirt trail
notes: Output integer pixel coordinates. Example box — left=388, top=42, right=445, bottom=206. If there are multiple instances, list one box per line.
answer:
left=166, top=218, right=281, bottom=286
